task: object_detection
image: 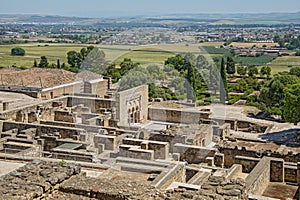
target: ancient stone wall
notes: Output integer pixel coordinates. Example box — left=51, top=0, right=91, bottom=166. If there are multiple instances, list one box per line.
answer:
left=152, top=164, right=185, bottom=189
left=54, top=110, right=77, bottom=123
left=122, top=138, right=169, bottom=160
left=94, top=134, right=117, bottom=151
left=41, top=82, right=82, bottom=99
left=116, top=85, right=148, bottom=126
left=119, top=145, right=154, bottom=160
left=219, top=146, right=300, bottom=167
left=245, top=157, right=270, bottom=195
left=148, top=107, right=210, bottom=124
left=67, top=96, right=114, bottom=113
left=149, top=133, right=186, bottom=153
left=284, top=163, right=297, bottom=183
left=2, top=121, right=84, bottom=139
left=235, top=156, right=260, bottom=173
left=173, top=143, right=216, bottom=164
left=270, top=158, right=284, bottom=182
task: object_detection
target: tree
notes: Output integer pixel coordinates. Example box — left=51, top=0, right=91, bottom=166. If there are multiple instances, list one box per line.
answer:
left=57, top=59, right=61, bottom=69
left=165, top=55, right=185, bottom=72
left=295, top=51, right=300, bottom=56
left=260, top=73, right=300, bottom=113
left=11, top=47, right=25, bottom=56
left=260, top=66, right=271, bottom=78
left=290, top=66, right=300, bottom=77
left=236, top=79, right=248, bottom=92
left=237, top=66, right=247, bottom=76
left=67, top=51, right=81, bottom=68
left=38, top=56, right=49, bottom=68
left=80, top=48, right=106, bottom=73
left=196, top=55, right=210, bottom=69
left=119, top=70, right=151, bottom=91
left=33, top=59, right=38, bottom=68
left=147, top=65, right=166, bottom=80
left=278, top=39, right=285, bottom=48
left=226, top=57, right=236, bottom=75
left=186, top=64, right=196, bottom=101
left=282, top=83, right=300, bottom=124
left=220, top=57, right=227, bottom=103
left=248, top=66, right=258, bottom=77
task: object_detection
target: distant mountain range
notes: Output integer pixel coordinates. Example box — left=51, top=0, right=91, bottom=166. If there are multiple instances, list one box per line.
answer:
left=0, top=12, right=300, bottom=24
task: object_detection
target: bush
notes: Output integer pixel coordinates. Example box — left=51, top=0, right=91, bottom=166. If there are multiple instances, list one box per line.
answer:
left=59, top=159, right=66, bottom=167
left=11, top=47, right=25, bottom=56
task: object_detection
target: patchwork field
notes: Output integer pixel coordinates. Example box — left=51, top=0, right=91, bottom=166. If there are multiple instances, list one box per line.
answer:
left=0, top=43, right=205, bottom=68
left=0, top=43, right=295, bottom=76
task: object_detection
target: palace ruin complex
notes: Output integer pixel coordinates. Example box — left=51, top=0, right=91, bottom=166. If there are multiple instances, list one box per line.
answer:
left=0, top=67, right=299, bottom=200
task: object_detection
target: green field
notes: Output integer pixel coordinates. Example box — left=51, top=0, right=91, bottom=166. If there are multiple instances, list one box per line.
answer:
left=0, top=43, right=177, bottom=68
left=0, top=43, right=87, bottom=68
left=0, top=43, right=296, bottom=76
left=269, top=56, right=300, bottom=66
left=114, top=50, right=175, bottom=66
left=258, top=65, right=292, bottom=75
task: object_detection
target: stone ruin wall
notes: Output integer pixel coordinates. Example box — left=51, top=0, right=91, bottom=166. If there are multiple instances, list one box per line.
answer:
left=148, top=107, right=210, bottom=124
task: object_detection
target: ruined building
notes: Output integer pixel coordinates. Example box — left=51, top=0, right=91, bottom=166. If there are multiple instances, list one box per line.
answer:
left=0, top=67, right=299, bottom=199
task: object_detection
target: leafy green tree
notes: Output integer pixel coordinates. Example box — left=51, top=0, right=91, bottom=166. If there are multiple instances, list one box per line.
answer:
left=295, top=51, right=300, bottom=56
left=282, top=84, right=300, bottom=124
left=11, top=47, right=25, bottom=56
left=236, top=79, right=248, bottom=92
left=260, top=73, right=300, bottom=113
left=80, top=48, right=88, bottom=60
left=290, top=66, right=300, bottom=77
left=237, top=66, right=247, bottom=76
left=165, top=55, right=185, bottom=72
left=248, top=66, right=258, bottom=77
left=260, top=66, right=271, bottom=78
left=38, top=56, right=49, bottom=68
left=67, top=51, right=81, bottom=68
left=119, top=70, right=151, bottom=91
left=226, top=57, right=236, bottom=75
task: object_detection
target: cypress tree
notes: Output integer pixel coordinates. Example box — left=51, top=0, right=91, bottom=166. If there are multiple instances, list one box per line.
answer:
left=220, top=57, right=227, bottom=103
left=57, top=59, right=61, bottom=69
left=33, top=59, right=37, bottom=68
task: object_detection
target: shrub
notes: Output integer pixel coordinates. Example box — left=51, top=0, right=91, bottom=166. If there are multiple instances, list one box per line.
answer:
left=11, top=47, right=25, bottom=56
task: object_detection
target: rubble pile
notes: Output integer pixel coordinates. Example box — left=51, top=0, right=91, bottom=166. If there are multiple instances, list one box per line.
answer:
left=0, top=160, right=80, bottom=199
left=167, top=176, right=248, bottom=200
left=59, top=173, right=162, bottom=200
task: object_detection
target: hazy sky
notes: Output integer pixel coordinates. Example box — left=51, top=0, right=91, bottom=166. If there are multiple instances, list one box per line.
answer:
left=0, top=0, right=299, bottom=17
